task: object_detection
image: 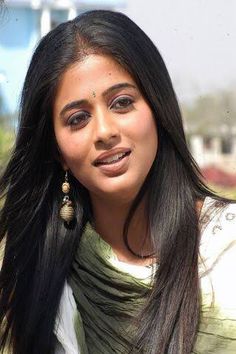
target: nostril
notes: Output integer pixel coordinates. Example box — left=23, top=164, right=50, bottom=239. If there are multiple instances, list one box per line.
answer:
left=96, top=132, right=120, bottom=145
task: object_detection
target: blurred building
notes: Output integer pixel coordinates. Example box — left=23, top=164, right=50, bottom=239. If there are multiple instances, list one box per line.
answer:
left=189, top=128, right=236, bottom=186
left=0, top=0, right=125, bottom=114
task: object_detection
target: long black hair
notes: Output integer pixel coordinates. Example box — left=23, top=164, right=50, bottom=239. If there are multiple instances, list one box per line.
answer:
left=0, top=10, right=223, bottom=354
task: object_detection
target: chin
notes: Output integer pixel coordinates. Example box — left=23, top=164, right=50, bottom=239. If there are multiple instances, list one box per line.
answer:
left=90, top=178, right=144, bottom=204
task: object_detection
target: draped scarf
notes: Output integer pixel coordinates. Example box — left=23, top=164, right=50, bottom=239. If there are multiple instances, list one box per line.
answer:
left=68, top=199, right=236, bottom=354
left=69, top=223, right=155, bottom=354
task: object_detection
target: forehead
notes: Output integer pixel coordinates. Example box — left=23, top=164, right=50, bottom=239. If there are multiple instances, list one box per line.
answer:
left=55, top=54, right=135, bottom=100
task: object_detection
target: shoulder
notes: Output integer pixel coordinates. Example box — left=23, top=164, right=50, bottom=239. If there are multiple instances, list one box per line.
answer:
left=199, top=197, right=236, bottom=309
left=198, top=198, right=236, bottom=349
left=200, top=196, right=236, bottom=248
left=199, top=196, right=236, bottom=292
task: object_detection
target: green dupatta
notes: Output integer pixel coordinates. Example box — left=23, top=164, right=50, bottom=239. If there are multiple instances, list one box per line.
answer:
left=69, top=223, right=154, bottom=354
left=69, top=204, right=236, bottom=354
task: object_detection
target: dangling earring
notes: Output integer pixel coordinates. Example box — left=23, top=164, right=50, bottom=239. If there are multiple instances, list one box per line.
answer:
left=59, top=171, right=75, bottom=224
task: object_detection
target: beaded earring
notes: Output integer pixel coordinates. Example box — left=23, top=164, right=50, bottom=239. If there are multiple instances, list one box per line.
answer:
left=59, top=171, right=75, bottom=223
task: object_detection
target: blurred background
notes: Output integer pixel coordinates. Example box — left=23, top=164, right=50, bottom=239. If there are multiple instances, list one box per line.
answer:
left=0, top=0, right=236, bottom=198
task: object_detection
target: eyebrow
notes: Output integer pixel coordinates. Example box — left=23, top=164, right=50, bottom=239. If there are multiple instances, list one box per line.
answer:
left=59, top=82, right=137, bottom=118
left=102, top=82, right=137, bottom=98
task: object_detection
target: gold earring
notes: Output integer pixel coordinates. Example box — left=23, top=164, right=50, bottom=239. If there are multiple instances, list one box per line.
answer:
left=59, top=171, right=75, bottom=223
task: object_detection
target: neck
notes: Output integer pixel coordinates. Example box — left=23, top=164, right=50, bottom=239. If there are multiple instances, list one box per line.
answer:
left=90, top=194, right=154, bottom=266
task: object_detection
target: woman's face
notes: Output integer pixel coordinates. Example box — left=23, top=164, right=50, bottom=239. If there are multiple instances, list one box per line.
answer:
left=53, top=54, right=158, bottom=204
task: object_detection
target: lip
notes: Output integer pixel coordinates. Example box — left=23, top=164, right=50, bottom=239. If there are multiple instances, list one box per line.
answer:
left=92, top=147, right=131, bottom=166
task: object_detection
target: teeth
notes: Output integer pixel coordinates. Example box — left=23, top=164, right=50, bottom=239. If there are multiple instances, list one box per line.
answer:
left=99, top=152, right=126, bottom=164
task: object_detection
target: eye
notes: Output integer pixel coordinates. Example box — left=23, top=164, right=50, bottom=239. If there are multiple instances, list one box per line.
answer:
left=67, top=111, right=90, bottom=128
left=110, top=96, right=134, bottom=111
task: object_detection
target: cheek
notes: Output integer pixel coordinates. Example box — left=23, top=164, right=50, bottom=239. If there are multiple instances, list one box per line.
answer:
left=128, top=109, right=158, bottom=147
left=55, top=130, right=88, bottom=169
left=133, top=111, right=158, bottom=166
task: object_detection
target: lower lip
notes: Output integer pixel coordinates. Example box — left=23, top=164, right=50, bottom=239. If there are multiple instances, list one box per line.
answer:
left=95, top=153, right=131, bottom=177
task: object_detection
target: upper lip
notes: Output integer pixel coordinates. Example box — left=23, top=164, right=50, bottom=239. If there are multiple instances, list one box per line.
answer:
left=93, top=147, right=131, bottom=165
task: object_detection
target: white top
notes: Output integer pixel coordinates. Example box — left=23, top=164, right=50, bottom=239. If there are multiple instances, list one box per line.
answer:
left=54, top=197, right=236, bottom=353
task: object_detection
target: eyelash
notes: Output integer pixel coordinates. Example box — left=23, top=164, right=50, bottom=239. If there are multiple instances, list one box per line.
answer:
left=67, top=96, right=134, bottom=128
left=67, top=111, right=90, bottom=128
left=110, top=96, right=134, bottom=111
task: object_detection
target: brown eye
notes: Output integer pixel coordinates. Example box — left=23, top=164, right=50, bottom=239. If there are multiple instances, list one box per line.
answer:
left=111, top=96, right=134, bottom=110
left=67, top=111, right=90, bottom=127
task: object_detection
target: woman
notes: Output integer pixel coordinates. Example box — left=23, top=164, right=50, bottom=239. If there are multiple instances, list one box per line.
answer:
left=0, top=10, right=235, bottom=354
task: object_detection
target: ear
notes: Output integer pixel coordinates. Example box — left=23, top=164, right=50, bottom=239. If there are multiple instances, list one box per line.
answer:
left=60, top=158, right=69, bottom=171
left=53, top=143, right=68, bottom=170
left=58, top=154, right=69, bottom=171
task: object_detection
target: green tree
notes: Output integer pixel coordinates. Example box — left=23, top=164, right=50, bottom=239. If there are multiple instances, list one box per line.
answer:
left=0, top=126, right=14, bottom=170
left=0, top=93, right=15, bottom=171
left=182, top=88, right=236, bottom=136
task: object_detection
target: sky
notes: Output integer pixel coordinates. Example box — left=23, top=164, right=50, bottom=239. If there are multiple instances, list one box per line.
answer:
left=116, top=0, right=236, bottom=103
left=0, top=0, right=235, bottom=112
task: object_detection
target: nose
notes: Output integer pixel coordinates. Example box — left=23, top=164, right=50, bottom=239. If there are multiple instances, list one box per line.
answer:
left=94, top=109, right=120, bottom=145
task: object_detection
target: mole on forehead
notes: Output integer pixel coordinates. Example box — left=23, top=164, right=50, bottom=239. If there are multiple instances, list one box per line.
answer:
left=92, top=91, right=96, bottom=98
